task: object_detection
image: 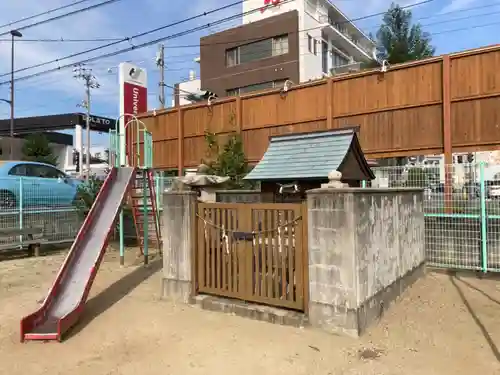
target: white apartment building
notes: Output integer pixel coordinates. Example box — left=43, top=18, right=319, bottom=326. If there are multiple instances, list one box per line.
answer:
left=242, top=0, right=375, bottom=80
left=175, top=0, right=375, bottom=105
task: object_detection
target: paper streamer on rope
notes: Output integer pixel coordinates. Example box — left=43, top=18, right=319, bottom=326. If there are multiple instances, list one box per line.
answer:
left=277, top=226, right=282, bottom=253
left=222, top=225, right=229, bottom=254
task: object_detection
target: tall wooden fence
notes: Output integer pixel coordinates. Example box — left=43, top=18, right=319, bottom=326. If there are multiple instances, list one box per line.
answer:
left=138, top=44, right=500, bottom=171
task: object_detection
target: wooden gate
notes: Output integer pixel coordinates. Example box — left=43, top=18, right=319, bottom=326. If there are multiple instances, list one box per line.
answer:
left=195, top=202, right=308, bottom=311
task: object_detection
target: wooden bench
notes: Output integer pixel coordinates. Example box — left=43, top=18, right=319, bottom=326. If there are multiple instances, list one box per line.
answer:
left=0, top=227, right=45, bottom=256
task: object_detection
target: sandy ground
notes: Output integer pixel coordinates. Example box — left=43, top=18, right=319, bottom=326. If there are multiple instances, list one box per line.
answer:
left=0, top=247, right=499, bottom=375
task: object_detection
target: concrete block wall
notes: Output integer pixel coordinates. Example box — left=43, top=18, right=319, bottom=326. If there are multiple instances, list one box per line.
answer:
left=307, top=188, right=425, bottom=337
left=159, top=188, right=424, bottom=336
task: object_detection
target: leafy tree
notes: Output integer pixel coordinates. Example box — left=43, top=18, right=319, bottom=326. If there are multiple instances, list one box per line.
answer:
left=372, top=3, right=435, bottom=65
left=21, top=134, right=58, bottom=166
left=203, top=131, right=251, bottom=189
left=74, top=174, right=104, bottom=217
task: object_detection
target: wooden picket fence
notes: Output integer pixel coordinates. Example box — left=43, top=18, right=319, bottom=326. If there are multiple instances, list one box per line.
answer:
left=195, top=202, right=308, bottom=311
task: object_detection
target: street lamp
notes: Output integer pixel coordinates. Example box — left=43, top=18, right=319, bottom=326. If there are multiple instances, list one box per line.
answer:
left=8, top=29, right=22, bottom=159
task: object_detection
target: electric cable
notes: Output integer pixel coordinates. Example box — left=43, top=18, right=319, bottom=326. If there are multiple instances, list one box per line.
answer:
left=0, top=0, right=250, bottom=78
left=0, top=0, right=433, bottom=85
left=0, top=0, right=94, bottom=30
left=2, top=0, right=496, bottom=45
left=0, top=0, right=124, bottom=38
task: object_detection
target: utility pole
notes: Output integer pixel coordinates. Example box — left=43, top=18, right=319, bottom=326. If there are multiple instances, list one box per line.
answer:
left=9, top=29, right=22, bottom=160
left=74, top=64, right=99, bottom=179
left=156, top=43, right=165, bottom=109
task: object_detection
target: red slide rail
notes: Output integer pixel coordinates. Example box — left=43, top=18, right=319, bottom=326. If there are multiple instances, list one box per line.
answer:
left=20, top=168, right=133, bottom=342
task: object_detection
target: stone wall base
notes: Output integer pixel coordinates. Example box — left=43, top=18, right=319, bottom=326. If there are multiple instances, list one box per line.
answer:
left=309, top=262, right=426, bottom=337
left=191, top=295, right=308, bottom=329
left=161, top=278, right=192, bottom=304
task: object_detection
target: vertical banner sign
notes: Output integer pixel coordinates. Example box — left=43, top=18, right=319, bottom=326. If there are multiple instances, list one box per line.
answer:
left=119, top=62, right=148, bottom=166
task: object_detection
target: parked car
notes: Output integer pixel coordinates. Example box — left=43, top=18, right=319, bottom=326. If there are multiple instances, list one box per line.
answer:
left=488, top=181, right=500, bottom=199
left=0, top=161, right=83, bottom=209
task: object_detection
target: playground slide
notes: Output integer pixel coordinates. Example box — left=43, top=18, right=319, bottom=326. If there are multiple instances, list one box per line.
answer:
left=20, top=167, right=136, bottom=342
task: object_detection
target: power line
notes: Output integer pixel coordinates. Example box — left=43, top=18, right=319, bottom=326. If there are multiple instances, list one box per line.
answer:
left=0, top=0, right=94, bottom=30
left=417, top=1, right=500, bottom=22
left=2, top=0, right=433, bottom=78
left=139, top=18, right=500, bottom=91
left=364, top=2, right=500, bottom=33
left=1, top=0, right=492, bottom=46
left=0, top=0, right=247, bottom=78
left=0, top=0, right=124, bottom=38
left=7, top=21, right=500, bottom=113
left=431, top=19, right=500, bottom=36
left=0, top=0, right=433, bottom=85
left=8, top=6, right=498, bottom=96
left=0, top=37, right=124, bottom=42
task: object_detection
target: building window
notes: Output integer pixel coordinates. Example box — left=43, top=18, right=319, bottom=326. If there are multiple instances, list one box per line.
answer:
left=226, top=48, right=239, bottom=67
left=273, top=79, right=287, bottom=89
left=313, top=38, right=317, bottom=55
left=331, top=50, right=349, bottom=68
left=240, top=81, right=274, bottom=93
left=226, top=35, right=289, bottom=67
left=308, top=34, right=313, bottom=53
left=226, top=79, right=288, bottom=96
left=272, top=35, right=289, bottom=56
left=322, top=41, right=328, bottom=73
left=226, top=88, right=239, bottom=96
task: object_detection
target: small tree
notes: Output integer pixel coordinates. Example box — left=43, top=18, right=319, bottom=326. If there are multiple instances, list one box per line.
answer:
left=74, top=174, right=104, bottom=217
left=203, top=131, right=251, bottom=189
left=374, top=3, right=435, bottom=65
left=21, top=134, right=58, bottom=165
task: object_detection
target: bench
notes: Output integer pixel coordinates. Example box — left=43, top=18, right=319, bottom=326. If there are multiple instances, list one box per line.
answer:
left=0, top=227, right=45, bottom=256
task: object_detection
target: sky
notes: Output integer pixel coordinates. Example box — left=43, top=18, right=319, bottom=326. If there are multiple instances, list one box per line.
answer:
left=0, top=0, right=499, bottom=148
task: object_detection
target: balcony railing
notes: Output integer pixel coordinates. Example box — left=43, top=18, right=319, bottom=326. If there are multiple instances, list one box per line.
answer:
left=318, top=14, right=373, bottom=55
left=330, top=61, right=362, bottom=76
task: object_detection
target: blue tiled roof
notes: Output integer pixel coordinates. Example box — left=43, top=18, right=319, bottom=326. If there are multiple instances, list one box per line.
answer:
left=244, top=129, right=355, bottom=180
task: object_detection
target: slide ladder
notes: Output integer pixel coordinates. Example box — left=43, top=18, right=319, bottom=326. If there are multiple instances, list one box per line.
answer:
left=129, top=169, right=162, bottom=262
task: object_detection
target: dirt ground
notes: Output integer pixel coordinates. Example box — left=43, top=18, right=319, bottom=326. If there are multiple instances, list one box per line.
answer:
left=0, top=247, right=499, bottom=375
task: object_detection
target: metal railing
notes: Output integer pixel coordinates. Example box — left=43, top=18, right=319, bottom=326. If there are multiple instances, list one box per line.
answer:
left=0, top=172, right=173, bottom=252
left=368, top=162, right=500, bottom=272
left=317, top=14, right=373, bottom=54
left=0, top=177, right=83, bottom=250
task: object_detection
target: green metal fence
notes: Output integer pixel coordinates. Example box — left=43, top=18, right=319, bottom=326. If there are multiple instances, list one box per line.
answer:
left=0, top=171, right=172, bottom=252
left=0, top=176, right=83, bottom=251
left=5, top=159, right=497, bottom=273
left=369, top=162, right=500, bottom=273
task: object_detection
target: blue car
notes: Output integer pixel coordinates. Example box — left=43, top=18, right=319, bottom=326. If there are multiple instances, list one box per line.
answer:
left=0, top=161, right=83, bottom=209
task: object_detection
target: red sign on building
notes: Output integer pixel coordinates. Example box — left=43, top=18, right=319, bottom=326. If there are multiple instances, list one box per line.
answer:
left=119, top=63, right=148, bottom=166
left=261, top=0, right=281, bottom=13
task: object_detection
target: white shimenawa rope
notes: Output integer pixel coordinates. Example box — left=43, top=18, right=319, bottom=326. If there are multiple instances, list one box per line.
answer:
left=277, top=226, right=282, bottom=253
left=221, top=225, right=229, bottom=254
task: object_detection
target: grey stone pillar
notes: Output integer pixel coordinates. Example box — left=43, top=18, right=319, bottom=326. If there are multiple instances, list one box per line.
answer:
left=161, top=191, right=197, bottom=303
left=307, top=187, right=424, bottom=337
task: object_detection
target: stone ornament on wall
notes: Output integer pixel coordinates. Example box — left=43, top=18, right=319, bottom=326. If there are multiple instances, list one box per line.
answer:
left=321, top=170, right=346, bottom=189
